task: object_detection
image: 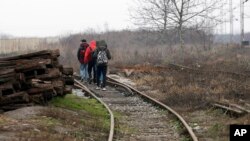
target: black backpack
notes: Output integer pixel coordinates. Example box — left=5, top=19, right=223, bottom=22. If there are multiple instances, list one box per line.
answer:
left=81, top=47, right=87, bottom=59
left=78, top=46, right=86, bottom=63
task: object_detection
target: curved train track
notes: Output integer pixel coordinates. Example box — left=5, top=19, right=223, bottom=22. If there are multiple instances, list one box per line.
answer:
left=73, top=75, right=198, bottom=141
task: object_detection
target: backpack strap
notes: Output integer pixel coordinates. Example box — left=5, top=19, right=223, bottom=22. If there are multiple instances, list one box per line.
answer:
left=89, top=46, right=93, bottom=52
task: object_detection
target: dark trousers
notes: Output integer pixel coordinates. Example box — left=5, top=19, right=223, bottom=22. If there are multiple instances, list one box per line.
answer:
left=97, top=65, right=107, bottom=87
left=88, top=60, right=96, bottom=83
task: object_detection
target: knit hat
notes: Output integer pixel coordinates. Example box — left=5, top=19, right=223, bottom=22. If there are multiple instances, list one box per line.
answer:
left=81, top=39, right=87, bottom=42
left=97, top=40, right=107, bottom=47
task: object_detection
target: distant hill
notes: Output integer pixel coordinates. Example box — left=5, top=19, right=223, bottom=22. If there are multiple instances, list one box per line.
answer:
left=214, top=32, right=250, bottom=44
left=0, top=33, right=13, bottom=39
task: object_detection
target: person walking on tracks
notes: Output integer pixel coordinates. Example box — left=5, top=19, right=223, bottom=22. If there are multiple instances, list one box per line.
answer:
left=77, top=39, right=89, bottom=82
left=93, top=40, right=111, bottom=91
left=84, top=40, right=97, bottom=84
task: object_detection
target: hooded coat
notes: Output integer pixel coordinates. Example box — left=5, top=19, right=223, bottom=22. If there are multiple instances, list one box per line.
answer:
left=93, top=40, right=111, bottom=66
left=77, top=42, right=89, bottom=64
left=84, top=40, right=96, bottom=64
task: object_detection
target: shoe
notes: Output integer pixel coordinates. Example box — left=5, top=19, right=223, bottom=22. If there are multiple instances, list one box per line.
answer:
left=102, top=87, right=107, bottom=91
left=96, top=87, right=101, bottom=90
left=82, top=78, right=88, bottom=83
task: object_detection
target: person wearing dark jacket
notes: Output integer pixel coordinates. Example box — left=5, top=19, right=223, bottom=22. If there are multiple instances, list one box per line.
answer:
left=77, top=39, right=89, bottom=82
left=93, top=40, right=111, bottom=91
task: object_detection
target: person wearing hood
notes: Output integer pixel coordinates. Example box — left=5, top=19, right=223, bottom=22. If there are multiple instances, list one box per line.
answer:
left=77, top=39, right=89, bottom=82
left=84, top=40, right=97, bottom=84
left=93, top=40, right=111, bottom=91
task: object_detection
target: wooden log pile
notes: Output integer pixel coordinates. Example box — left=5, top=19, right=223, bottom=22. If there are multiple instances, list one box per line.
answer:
left=0, top=49, right=74, bottom=111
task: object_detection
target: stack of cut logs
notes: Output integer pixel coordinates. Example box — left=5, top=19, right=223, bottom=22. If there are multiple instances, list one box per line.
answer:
left=0, top=49, right=74, bottom=111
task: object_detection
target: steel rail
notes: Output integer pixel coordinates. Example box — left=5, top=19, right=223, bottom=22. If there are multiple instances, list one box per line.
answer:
left=74, top=79, right=114, bottom=141
left=107, top=76, right=198, bottom=141
left=106, top=80, right=134, bottom=95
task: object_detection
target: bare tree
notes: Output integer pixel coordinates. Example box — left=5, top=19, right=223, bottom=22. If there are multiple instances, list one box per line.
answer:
left=131, top=0, right=171, bottom=31
left=131, top=0, right=221, bottom=48
left=169, top=0, right=221, bottom=47
left=130, top=0, right=175, bottom=45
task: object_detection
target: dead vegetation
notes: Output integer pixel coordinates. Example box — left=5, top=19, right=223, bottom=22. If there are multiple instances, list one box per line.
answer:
left=1, top=32, right=250, bottom=110
left=130, top=64, right=250, bottom=109
left=1, top=29, right=250, bottom=139
left=112, top=46, right=250, bottom=141
left=114, top=47, right=250, bottom=110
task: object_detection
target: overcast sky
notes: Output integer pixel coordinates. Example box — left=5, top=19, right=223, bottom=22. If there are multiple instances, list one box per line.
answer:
left=0, top=0, right=250, bottom=37
left=0, top=0, right=133, bottom=37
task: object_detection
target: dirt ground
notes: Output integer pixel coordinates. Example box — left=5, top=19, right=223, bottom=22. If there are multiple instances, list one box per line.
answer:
left=0, top=106, right=81, bottom=141
left=0, top=94, right=109, bottom=141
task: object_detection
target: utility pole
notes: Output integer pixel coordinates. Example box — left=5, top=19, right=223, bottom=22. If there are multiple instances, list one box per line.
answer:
left=220, top=4, right=224, bottom=43
left=240, top=0, right=244, bottom=46
left=229, top=0, right=233, bottom=44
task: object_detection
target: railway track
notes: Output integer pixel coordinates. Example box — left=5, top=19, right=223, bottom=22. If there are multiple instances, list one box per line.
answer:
left=73, top=75, right=198, bottom=141
left=74, top=79, right=114, bottom=141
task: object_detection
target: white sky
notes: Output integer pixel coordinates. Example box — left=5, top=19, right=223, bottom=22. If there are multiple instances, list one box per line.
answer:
left=0, top=0, right=133, bottom=37
left=0, top=0, right=250, bottom=37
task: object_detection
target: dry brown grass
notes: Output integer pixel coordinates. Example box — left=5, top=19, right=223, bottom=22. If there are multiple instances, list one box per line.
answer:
left=129, top=57, right=250, bottom=109
left=2, top=33, right=250, bottom=108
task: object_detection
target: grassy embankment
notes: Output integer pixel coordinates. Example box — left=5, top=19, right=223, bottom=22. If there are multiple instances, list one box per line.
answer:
left=0, top=94, right=110, bottom=141
left=48, top=94, right=110, bottom=140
